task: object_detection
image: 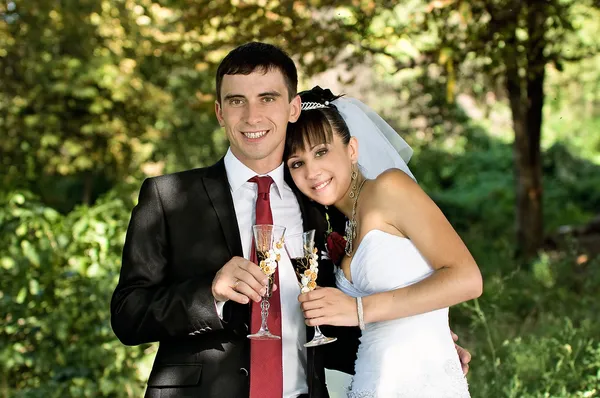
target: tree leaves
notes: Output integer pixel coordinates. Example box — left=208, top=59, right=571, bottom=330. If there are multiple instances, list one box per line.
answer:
left=0, top=190, right=148, bottom=395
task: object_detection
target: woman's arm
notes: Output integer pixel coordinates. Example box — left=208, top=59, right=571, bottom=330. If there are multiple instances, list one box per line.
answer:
left=299, top=169, right=482, bottom=327
left=361, top=169, right=482, bottom=323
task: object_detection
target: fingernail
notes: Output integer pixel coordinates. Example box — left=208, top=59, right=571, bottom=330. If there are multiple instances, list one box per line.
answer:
left=263, top=278, right=269, bottom=285
left=243, top=297, right=249, bottom=304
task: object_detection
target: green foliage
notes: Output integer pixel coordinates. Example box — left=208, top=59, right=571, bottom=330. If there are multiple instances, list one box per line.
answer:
left=1, top=1, right=165, bottom=180
left=456, top=250, right=600, bottom=398
left=543, top=143, right=600, bottom=230
left=0, top=190, right=150, bottom=396
left=0, top=0, right=224, bottom=208
left=545, top=54, right=600, bottom=163
left=412, top=130, right=600, bottom=243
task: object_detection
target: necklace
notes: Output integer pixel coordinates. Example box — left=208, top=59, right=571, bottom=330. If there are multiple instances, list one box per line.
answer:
left=345, top=177, right=367, bottom=256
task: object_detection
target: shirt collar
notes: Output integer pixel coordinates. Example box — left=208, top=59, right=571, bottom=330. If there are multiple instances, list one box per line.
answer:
left=224, top=148, right=285, bottom=199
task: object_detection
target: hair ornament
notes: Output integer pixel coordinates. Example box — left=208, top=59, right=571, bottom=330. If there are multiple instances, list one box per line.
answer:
left=301, top=101, right=330, bottom=111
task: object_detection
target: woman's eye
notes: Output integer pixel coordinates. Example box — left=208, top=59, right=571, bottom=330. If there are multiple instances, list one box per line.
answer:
left=290, top=161, right=303, bottom=169
left=315, top=149, right=328, bottom=157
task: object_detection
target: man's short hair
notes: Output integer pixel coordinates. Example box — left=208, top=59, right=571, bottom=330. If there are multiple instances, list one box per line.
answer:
left=216, top=42, right=298, bottom=103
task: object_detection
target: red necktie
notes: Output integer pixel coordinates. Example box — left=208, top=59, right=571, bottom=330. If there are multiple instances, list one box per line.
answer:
left=248, top=176, right=283, bottom=398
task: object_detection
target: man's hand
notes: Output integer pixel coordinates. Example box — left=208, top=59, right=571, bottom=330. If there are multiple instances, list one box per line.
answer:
left=451, top=331, right=472, bottom=375
left=212, top=256, right=272, bottom=304
left=298, top=287, right=358, bottom=327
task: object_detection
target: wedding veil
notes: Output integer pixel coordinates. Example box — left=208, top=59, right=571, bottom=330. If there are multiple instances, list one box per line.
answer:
left=331, top=97, right=416, bottom=181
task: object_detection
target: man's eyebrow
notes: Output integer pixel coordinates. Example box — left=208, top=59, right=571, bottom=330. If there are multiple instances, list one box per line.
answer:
left=258, top=91, right=282, bottom=97
left=223, top=93, right=245, bottom=101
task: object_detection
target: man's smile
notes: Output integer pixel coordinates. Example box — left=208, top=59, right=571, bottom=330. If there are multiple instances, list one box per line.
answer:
left=242, top=130, right=269, bottom=139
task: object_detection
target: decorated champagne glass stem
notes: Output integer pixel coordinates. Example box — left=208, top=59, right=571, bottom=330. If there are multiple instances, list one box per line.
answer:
left=286, top=229, right=337, bottom=348
left=247, top=224, right=285, bottom=341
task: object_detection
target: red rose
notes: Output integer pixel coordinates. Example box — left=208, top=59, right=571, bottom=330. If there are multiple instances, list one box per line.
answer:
left=326, top=232, right=347, bottom=266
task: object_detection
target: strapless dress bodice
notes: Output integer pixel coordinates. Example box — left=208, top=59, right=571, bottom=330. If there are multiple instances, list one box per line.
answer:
left=335, top=230, right=470, bottom=398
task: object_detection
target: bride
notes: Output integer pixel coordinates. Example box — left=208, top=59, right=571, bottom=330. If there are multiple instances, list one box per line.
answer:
left=284, top=87, right=482, bottom=397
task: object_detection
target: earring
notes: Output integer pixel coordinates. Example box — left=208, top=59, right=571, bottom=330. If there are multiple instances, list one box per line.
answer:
left=349, top=164, right=358, bottom=198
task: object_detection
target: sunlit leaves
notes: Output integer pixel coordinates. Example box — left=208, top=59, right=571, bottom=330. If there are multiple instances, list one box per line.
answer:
left=0, top=0, right=215, bottom=202
left=0, top=190, right=148, bottom=395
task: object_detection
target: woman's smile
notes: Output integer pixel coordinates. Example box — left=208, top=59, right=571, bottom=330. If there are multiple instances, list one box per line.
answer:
left=312, top=178, right=332, bottom=191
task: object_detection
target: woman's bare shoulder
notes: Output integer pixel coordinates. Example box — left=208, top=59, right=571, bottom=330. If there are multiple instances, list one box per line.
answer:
left=371, top=168, right=418, bottom=195
left=358, top=170, right=417, bottom=236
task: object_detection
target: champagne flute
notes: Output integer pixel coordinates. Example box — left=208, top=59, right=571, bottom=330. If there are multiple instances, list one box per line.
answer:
left=247, top=224, right=286, bottom=340
left=285, top=229, right=337, bottom=347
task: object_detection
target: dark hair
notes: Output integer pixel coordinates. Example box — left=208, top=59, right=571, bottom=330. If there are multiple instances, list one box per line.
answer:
left=284, top=86, right=351, bottom=159
left=216, top=42, right=298, bottom=103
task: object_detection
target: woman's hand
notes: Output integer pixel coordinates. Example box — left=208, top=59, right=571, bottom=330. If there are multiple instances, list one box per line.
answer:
left=298, top=287, right=359, bottom=327
left=452, top=331, right=472, bottom=375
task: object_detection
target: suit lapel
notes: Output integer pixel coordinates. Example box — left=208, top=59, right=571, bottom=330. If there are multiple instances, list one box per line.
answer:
left=203, top=158, right=243, bottom=258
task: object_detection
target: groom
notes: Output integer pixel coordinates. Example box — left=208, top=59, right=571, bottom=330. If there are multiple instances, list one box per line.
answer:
left=110, top=41, right=471, bottom=398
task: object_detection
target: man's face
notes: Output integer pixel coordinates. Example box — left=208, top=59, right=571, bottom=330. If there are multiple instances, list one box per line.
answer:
left=215, top=69, right=300, bottom=173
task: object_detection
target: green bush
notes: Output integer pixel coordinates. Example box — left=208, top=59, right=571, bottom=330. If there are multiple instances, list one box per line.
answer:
left=0, top=191, right=152, bottom=397
left=470, top=319, right=600, bottom=398
left=455, top=248, right=600, bottom=398
left=413, top=136, right=600, bottom=243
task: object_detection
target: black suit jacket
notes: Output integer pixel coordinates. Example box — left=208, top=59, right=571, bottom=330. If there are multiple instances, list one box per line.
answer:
left=110, top=158, right=359, bottom=398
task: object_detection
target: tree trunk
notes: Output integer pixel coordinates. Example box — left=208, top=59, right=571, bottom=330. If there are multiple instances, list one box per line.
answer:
left=82, top=171, right=94, bottom=206
left=507, top=78, right=544, bottom=259
left=505, top=4, right=546, bottom=260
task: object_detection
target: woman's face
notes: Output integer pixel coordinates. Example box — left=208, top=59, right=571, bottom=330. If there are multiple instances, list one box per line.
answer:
left=286, top=132, right=358, bottom=206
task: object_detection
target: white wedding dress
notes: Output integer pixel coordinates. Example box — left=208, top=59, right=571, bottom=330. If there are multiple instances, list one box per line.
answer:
left=335, top=229, right=471, bottom=398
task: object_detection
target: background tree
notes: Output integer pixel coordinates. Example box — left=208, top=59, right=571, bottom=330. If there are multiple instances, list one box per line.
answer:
left=0, top=0, right=223, bottom=211
left=344, top=0, right=600, bottom=259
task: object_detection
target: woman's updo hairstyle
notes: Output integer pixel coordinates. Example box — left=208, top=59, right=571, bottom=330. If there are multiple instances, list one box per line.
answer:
left=285, top=86, right=351, bottom=160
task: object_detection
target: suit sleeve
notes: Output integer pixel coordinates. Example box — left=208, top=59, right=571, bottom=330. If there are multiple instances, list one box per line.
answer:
left=110, top=178, right=225, bottom=346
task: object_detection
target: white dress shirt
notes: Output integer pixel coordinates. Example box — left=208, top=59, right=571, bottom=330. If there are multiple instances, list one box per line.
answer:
left=222, top=148, right=308, bottom=397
